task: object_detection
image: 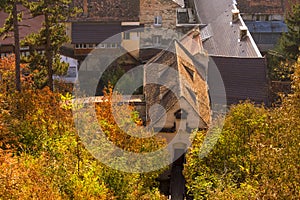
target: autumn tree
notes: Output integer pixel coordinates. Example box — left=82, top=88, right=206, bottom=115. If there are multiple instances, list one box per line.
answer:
left=92, top=87, right=168, bottom=198
left=0, top=57, right=112, bottom=199
left=0, top=58, right=168, bottom=199
left=24, top=0, right=78, bottom=90
left=0, top=0, right=24, bottom=91
left=184, top=57, right=300, bottom=199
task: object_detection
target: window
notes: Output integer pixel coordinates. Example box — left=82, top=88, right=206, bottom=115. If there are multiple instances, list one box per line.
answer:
left=174, top=109, right=188, bottom=119
left=66, top=66, right=77, bottom=77
left=87, top=44, right=96, bottom=48
left=265, top=15, right=269, bottom=21
left=152, top=35, right=162, bottom=46
left=75, top=44, right=97, bottom=49
left=184, top=65, right=195, bottom=81
left=99, top=43, right=106, bottom=48
left=123, top=32, right=130, bottom=40
left=256, top=15, right=260, bottom=21
left=186, top=87, right=197, bottom=103
left=154, top=16, right=162, bottom=26
left=75, top=44, right=88, bottom=49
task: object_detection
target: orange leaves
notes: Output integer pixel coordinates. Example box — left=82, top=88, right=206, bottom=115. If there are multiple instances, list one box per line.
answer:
left=0, top=68, right=168, bottom=199
left=94, top=85, right=166, bottom=154
left=0, top=151, right=62, bottom=199
left=0, top=54, right=27, bottom=72
left=0, top=55, right=15, bottom=71
left=0, top=55, right=32, bottom=91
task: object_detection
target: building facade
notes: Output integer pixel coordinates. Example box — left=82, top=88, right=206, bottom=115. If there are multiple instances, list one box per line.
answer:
left=236, top=0, right=300, bottom=53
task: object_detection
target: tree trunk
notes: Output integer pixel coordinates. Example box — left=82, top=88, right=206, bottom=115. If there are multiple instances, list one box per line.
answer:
left=12, top=1, right=21, bottom=92
left=45, top=11, right=53, bottom=91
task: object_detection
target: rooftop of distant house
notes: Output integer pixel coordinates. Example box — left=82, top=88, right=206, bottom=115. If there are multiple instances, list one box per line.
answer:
left=237, top=0, right=285, bottom=15
left=70, top=0, right=140, bottom=22
left=0, top=5, right=43, bottom=45
left=194, top=0, right=262, bottom=57
left=208, top=56, right=268, bottom=105
left=144, top=39, right=211, bottom=127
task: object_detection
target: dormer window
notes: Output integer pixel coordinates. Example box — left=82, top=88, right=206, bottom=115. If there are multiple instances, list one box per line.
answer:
left=174, top=109, right=188, bottom=119
left=123, top=32, right=130, bottom=40
left=152, top=35, right=162, bottom=46
left=154, top=16, right=162, bottom=26
left=184, top=65, right=195, bottom=81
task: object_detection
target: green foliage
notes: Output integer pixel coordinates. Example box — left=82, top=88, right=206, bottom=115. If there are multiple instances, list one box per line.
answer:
left=184, top=103, right=268, bottom=199
left=0, top=0, right=21, bottom=35
left=268, top=4, right=300, bottom=80
left=0, top=0, right=24, bottom=91
left=22, top=0, right=79, bottom=90
left=184, top=62, right=300, bottom=200
left=279, top=4, right=300, bottom=61
left=99, top=66, right=143, bottom=95
left=100, top=66, right=126, bottom=94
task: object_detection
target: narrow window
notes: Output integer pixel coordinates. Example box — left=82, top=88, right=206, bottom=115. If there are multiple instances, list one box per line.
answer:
left=123, top=32, right=130, bottom=40
left=99, top=43, right=106, bottom=48
left=186, top=87, right=197, bottom=103
left=154, top=16, right=162, bottom=26
left=152, top=35, right=162, bottom=46
left=184, top=65, right=194, bottom=81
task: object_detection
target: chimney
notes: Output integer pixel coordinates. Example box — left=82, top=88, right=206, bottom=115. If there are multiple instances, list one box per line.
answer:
left=239, top=26, right=248, bottom=40
left=231, top=9, right=239, bottom=23
left=83, top=0, right=88, bottom=16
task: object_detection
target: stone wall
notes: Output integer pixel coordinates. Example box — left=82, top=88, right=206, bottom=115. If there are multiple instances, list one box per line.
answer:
left=140, top=0, right=179, bottom=29
left=140, top=0, right=181, bottom=48
left=71, top=0, right=140, bottom=22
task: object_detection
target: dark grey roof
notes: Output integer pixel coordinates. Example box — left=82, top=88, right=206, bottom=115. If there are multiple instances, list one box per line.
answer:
left=208, top=56, right=269, bottom=105
left=193, top=0, right=261, bottom=57
left=71, top=23, right=143, bottom=44
left=245, top=21, right=288, bottom=33
left=72, top=23, right=122, bottom=44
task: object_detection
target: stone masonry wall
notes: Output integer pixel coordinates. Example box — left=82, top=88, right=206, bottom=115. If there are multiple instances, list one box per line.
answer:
left=140, top=0, right=179, bottom=29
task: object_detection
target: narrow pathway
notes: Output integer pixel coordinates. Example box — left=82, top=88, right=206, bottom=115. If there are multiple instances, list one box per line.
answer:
left=170, top=165, right=185, bottom=200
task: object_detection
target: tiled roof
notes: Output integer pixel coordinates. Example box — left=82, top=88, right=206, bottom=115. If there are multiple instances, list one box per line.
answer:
left=208, top=56, right=269, bottom=105
left=144, top=39, right=211, bottom=128
left=236, top=0, right=285, bottom=15
left=194, top=0, right=261, bottom=57
left=71, top=0, right=140, bottom=22
left=0, top=5, right=43, bottom=45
